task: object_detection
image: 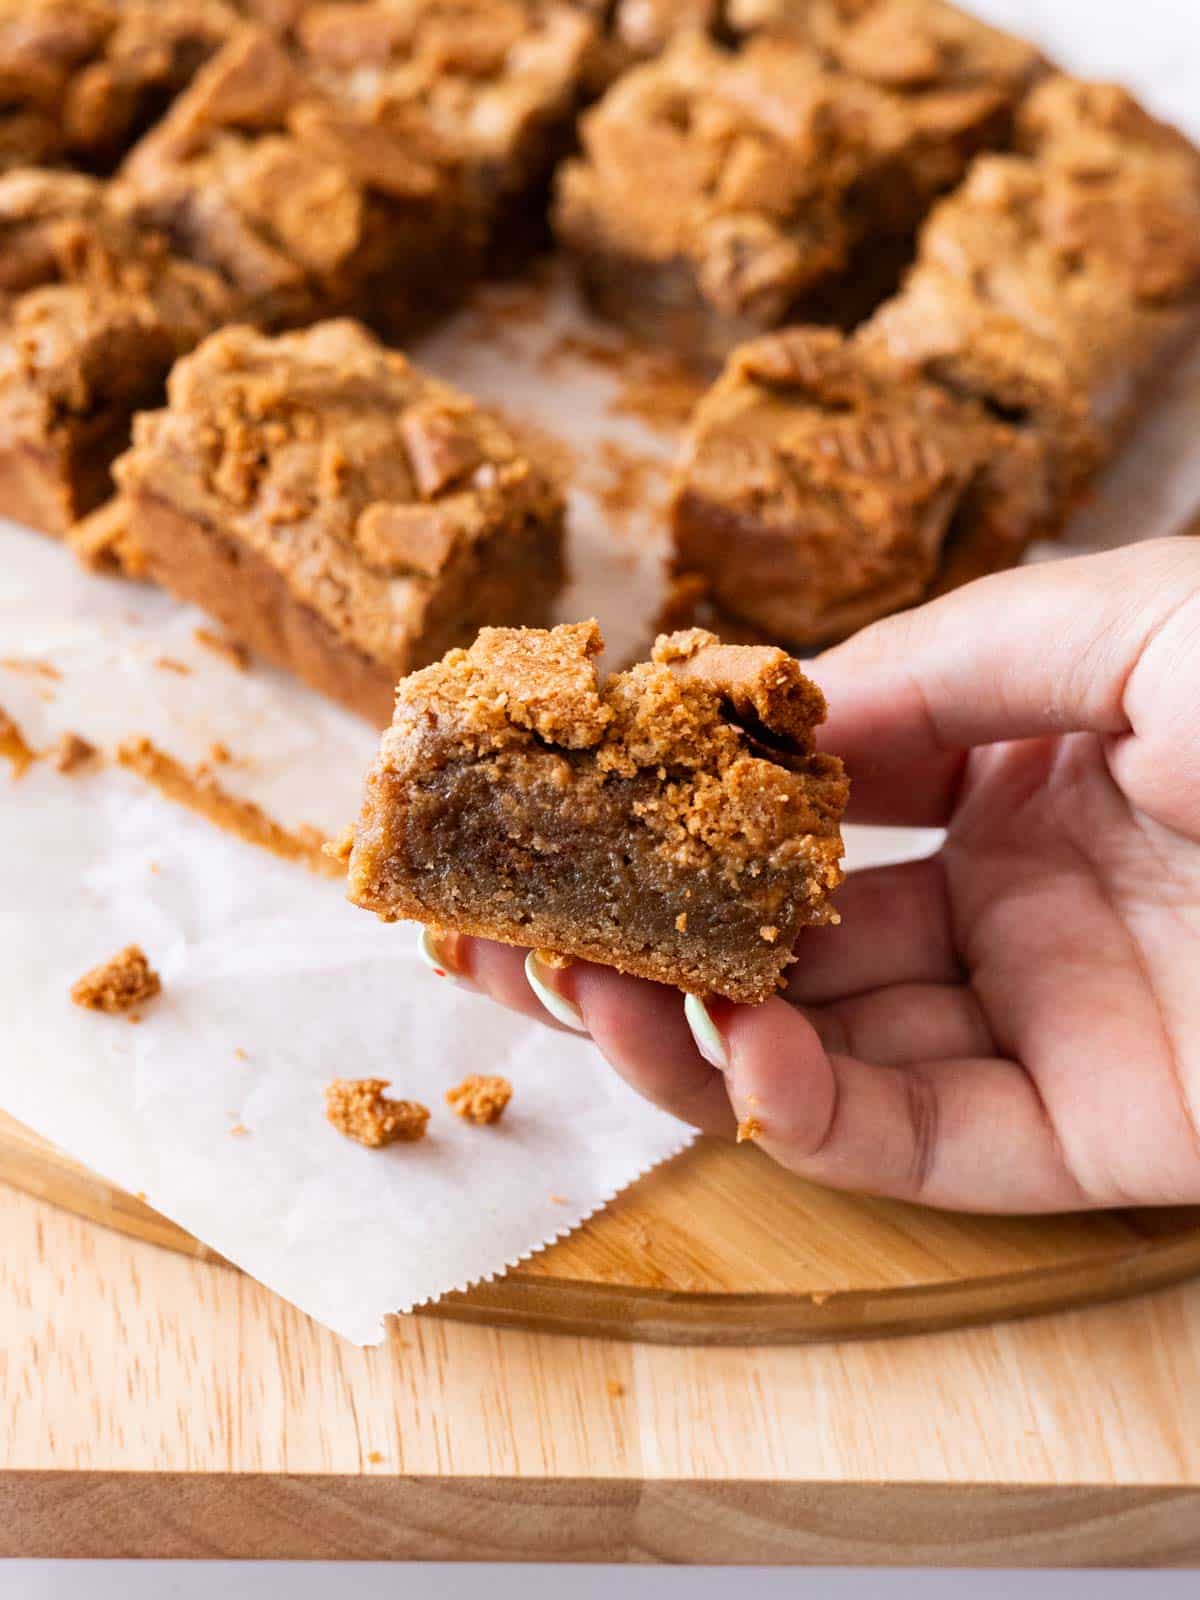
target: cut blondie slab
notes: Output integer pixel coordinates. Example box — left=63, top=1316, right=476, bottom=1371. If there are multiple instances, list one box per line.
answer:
left=0, top=170, right=237, bottom=534
left=122, top=6, right=595, bottom=335
left=553, top=10, right=1042, bottom=364
left=553, top=30, right=910, bottom=364
left=347, top=620, right=848, bottom=1003
left=111, top=320, right=567, bottom=723
left=0, top=0, right=239, bottom=175
left=862, top=75, right=1200, bottom=501
left=668, top=325, right=1056, bottom=649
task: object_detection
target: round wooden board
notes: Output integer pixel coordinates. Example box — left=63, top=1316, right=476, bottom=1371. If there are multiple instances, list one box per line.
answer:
left=4, top=1106, right=1200, bottom=1344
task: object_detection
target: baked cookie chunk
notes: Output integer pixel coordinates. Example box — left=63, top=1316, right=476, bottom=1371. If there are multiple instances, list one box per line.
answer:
left=669, top=325, right=1056, bottom=648
left=111, top=320, right=566, bottom=723
left=347, top=620, right=848, bottom=1003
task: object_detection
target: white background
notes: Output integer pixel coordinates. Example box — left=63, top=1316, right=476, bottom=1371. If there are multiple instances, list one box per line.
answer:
left=6, top=0, right=1200, bottom=1590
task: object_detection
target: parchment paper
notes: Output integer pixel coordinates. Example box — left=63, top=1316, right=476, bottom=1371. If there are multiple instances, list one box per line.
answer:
left=0, top=2, right=1197, bottom=1344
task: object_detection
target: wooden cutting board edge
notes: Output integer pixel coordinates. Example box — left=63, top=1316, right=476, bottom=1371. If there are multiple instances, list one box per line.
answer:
left=5, top=1108, right=1200, bottom=1344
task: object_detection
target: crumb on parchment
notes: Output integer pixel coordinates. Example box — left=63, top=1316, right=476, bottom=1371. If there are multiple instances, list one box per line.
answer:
left=53, top=731, right=97, bottom=773
left=606, top=1379, right=626, bottom=1398
left=325, top=1078, right=430, bottom=1148
left=0, top=704, right=34, bottom=778
left=736, top=1116, right=764, bottom=1144
left=446, top=1074, right=513, bottom=1126
left=193, top=627, right=249, bottom=671
left=71, top=945, right=161, bottom=1014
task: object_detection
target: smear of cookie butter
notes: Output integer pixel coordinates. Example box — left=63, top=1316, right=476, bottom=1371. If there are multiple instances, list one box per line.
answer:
left=116, top=736, right=344, bottom=879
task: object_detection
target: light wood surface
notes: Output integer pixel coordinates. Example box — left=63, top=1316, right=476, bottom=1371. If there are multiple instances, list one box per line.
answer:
left=2, top=1183, right=1200, bottom=1563
left=4, top=1109, right=1200, bottom=1344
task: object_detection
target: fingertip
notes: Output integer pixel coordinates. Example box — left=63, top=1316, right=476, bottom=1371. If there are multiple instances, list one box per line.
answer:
left=723, top=996, right=838, bottom=1154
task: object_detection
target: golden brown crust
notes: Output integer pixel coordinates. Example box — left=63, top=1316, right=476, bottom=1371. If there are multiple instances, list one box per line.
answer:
left=70, top=943, right=161, bottom=1013
left=324, top=1078, right=430, bottom=1147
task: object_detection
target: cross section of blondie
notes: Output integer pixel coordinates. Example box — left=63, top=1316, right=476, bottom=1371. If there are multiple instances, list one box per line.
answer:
left=348, top=620, right=848, bottom=1002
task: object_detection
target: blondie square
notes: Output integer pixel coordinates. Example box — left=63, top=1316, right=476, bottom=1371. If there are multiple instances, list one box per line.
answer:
left=554, top=6, right=1043, bottom=364
left=862, top=76, right=1200, bottom=500
left=0, top=170, right=236, bottom=534
left=0, top=0, right=238, bottom=175
left=347, top=620, right=848, bottom=1003
left=122, top=6, right=595, bottom=335
left=111, top=320, right=566, bottom=723
left=668, top=325, right=1056, bottom=648
left=553, top=30, right=911, bottom=364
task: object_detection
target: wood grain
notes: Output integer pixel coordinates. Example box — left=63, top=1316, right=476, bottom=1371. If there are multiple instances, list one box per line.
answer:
left=4, top=1109, right=1200, bottom=1343
left=3, top=1184, right=1200, bottom=1563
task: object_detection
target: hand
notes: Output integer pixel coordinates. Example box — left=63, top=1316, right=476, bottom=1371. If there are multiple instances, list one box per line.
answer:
left=430, top=539, right=1200, bottom=1213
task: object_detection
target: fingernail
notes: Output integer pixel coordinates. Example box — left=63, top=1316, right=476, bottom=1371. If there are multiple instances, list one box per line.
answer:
left=684, top=993, right=730, bottom=1071
left=417, top=926, right=465, bottom=982
left=525, top=950, right=588, bottom=1033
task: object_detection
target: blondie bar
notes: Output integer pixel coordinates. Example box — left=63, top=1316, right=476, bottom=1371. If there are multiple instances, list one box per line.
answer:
left=0, top=169, right=236, bottom=533
left=347, top=620, right=847, bottom=1003
left=668, top=325, right=1055, bottom=648
left=862, top=76, right=1200, bottom=500
left=111, top=320, right=566, bottom=723
left=0, top=0, right=238, bottom=175
left=554, top=7, right=1042, bottom=363
left=122, top=6, right=594, bottom=335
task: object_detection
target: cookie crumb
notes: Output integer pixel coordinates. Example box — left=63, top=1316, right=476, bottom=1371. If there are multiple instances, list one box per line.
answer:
left=234, top=1046, right=248, bottom=1061
left=208, top=741, right=232, bottom=765
left=674, top=912, right=688, bottom=932
left=193, top=627, right=250, bottom=671
left=446, top=1074, right=513, bottom=1125
left=229, top=1122, right=250, bottom=1137
left=69, top=499, right=146, bottom=577
left=52, top=731, right=97, bottom=774
left=71, top=945, right=161, bottom=1014
left=0, top=705, right=34, bottom=778
left=117, top=737, right=343, bottom=879
left=736, top=1116, right=764, bottom=1144
left=759, top=925, right=779, bottom=943
left=606, top=1379, right=626, bottom=1398
left=325, top=1078, right=430, bottom=1147
left=324, top=824, right=355, bottom=866
left=156, top=656, right=191, bottom=676
left=366, top=1450, right=385, bottom=1464
left=548, top=1192, right=568, bottom=1205
left=534, top=947, right=572, bottom=971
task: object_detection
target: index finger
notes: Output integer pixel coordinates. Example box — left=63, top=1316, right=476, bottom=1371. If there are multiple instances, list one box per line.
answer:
left=809, top=539, right=1200, bottom=826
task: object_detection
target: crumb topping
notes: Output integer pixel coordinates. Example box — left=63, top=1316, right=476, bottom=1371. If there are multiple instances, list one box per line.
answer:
left=446, top=1073, right=513, bottom=1125
left=378, top=619, right=846, bottom=888
left=324, top=1077, right=430, bottom=1146
left=736, top=1115, right=763, bottom=1143
left=71, top=944, right=161, bottom=1014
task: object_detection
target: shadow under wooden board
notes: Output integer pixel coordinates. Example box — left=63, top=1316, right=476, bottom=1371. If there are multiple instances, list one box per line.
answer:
left=3, top=1106, right=1200, bottom=1345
